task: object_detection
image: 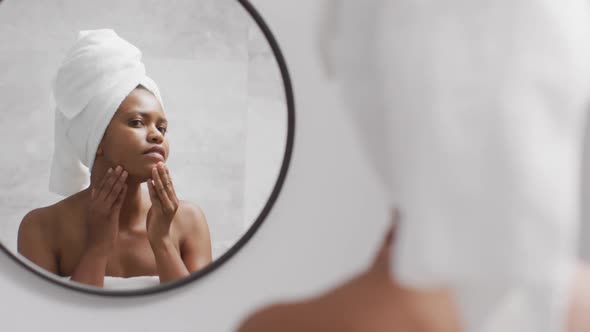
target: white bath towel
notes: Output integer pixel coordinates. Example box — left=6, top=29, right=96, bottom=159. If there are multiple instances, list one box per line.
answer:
left=59, top=275, right=161, bottom=290
left=321, top=0, right=590, bottom=331
left=102, top=276, right=161, bottom=290
left=49, top=29, right=163, bottom=197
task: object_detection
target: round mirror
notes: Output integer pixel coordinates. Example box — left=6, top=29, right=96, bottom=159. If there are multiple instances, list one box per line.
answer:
left=0, top=0, right=294, bottom=295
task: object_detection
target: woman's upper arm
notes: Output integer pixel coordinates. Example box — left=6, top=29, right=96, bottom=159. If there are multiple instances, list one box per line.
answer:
left=17, top=209, right=59, bottom=274
left=179, top=201, right=212, bottom=273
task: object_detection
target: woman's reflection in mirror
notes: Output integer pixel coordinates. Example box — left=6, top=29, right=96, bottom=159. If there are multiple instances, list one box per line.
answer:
left=16, top=29, right=212, bottom=288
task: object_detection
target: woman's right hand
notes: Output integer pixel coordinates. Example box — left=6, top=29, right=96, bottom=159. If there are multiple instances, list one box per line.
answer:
left=84, top=165, right=128, bottom=254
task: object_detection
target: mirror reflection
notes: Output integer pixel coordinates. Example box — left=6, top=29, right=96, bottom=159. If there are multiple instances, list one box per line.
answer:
left=0, top=0, right=288, bottom=290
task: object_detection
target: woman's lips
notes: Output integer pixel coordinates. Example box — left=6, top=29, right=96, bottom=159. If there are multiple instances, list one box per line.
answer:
left=143, top=146, right=166, bottom=160
left=143, top=151, right=165, bottom=161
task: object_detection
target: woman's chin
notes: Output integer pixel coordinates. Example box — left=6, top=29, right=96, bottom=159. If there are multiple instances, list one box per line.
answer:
left=125, top=174, right=151, bottom=184
left=138, top=165, right=158, bottom=180
left=126, top=161, right=163, bottom=182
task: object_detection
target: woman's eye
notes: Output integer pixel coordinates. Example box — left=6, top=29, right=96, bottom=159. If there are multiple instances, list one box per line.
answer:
left=158, top=127, right=167, bottom=134
left=130, top=120, right=143, bottom=127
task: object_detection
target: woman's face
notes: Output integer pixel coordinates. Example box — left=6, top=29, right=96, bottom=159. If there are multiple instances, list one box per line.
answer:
left=98, top=87, right=170, bottom=181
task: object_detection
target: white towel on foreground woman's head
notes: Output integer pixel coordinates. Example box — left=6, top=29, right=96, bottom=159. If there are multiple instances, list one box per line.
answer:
left=49, top=29, right=163, bottom=197
left=320, top=0, right=590, bottom=331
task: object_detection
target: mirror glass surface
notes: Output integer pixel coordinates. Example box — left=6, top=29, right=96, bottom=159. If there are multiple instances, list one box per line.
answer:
left=0, top=0, right=290, bottom=292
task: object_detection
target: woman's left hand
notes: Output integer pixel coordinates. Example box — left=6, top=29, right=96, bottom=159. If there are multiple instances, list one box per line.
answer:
left=146, top=162, right=179, bottom=243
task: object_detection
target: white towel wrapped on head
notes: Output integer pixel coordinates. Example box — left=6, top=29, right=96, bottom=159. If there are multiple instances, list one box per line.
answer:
left=320, top=0, right=590, bottom=331
left=49, top=29, right=163, bottom=197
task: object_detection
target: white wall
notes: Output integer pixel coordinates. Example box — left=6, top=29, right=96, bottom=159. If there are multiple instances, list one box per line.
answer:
left=0, top=1, right=392, bottom=331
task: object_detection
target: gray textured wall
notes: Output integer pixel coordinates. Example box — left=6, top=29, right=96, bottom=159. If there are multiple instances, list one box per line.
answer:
left=0, top=0, right=286, bottom=261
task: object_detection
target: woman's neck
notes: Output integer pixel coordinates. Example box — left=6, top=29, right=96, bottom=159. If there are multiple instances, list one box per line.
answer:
left=118, top=179, right=148, bottom=230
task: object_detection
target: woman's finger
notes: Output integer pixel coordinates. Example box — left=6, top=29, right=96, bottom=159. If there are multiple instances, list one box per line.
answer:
left=93, top=167, right=113, bottom=200
left=105, top=170, right=127, bottom=208
left=112, top=184, right=128, bottom=212
left=147, top=179, right=160, bottom=207
left=160, top=164, right=178, bottom=204
left=153, top=165, right=174, bottom=213
left=98, top=166, right=123, bottom=201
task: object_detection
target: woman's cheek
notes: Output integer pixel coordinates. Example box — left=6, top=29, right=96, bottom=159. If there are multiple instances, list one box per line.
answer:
left=164, top=141, right=170, bottom=160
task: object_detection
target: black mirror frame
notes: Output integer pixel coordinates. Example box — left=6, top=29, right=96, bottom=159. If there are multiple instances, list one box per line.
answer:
left=0, top=0, right=295, bottom=297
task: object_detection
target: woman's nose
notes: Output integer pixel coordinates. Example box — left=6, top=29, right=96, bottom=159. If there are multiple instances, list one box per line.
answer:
left=148, top=127, right=164, bottom=144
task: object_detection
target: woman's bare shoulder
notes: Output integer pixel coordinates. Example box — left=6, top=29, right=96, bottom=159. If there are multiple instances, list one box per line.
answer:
left=173, top=200, right=212, bottom=269
left=17, top=202, right=61, bottom=258
left=173, top=200, right=209, bottom=236
left=17, top=197, right=81, bottom=273
left=19, top=201, right=60, bottom=233
left=19, top=192, right=86, bottom=238
left=176, top=200, right=207, bottom=225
